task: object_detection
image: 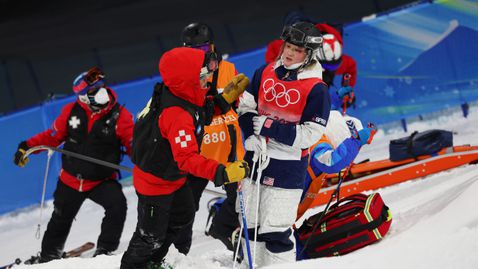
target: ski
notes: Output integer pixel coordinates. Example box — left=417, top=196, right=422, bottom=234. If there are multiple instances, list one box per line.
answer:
left=0, top=258, right=21, bottom=269
left=63, top=242, right=95, bottom=258
left=1, top=242, right=95, bottom=268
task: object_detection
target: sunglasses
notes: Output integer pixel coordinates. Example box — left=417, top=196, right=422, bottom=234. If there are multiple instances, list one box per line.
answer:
left=192, top=43, right=211, bottom=53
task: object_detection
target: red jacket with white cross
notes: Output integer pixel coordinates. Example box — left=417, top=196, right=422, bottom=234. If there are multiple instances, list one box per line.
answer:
left=133, top=106, right=222, bottom=196
left=25, top=88, right=134, bottom=192
left=133, top=47, right=224, bottom=196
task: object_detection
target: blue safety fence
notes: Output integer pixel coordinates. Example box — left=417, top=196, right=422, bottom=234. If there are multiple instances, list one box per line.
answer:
left=0, top=48, right=267, bottom=215
left=343, top=0, right=478, bottom=124
left=1, top=0, right=477, bottom=215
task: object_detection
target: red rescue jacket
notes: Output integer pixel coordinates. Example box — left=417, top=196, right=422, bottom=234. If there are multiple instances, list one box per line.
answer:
left=133, top=47, right=222, bottom=196
left=26, top=88, right=134, bottom=192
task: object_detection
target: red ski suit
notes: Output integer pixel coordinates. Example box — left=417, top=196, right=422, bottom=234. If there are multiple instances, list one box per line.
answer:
left=133, top=48, right=222, bottom=196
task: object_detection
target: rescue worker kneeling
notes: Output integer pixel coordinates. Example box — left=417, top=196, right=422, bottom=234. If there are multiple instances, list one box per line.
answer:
left=120, top=47, right=250, bottom=269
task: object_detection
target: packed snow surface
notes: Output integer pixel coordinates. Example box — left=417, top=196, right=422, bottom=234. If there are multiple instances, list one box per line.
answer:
left=1, top=109, right=477, bottom=269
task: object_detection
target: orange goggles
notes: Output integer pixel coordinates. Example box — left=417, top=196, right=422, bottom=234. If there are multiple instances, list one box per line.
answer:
left=84, top=67, right=105, bottom=85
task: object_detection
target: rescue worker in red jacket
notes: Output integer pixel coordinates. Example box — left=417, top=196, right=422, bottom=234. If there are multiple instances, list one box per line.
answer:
left=120, top=47, right=250, bottom=269
left=315, top=23, right=357, bottom=113
left=173, top=22, right=246, bottom=254
left=13, top=67, right=134, bottom=262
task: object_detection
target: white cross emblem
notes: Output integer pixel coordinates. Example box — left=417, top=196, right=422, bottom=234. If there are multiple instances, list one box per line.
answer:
left=174, top=130, right=192, bottom=148
left=69, top=116, right=81, bottom=129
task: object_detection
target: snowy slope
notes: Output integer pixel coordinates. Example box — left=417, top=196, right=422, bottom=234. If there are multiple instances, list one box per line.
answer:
left=1, top=108, right=477, bottom=269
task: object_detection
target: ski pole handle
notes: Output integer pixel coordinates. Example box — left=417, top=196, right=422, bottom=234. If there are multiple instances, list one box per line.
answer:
left=343, top=73, right=351, bottom=87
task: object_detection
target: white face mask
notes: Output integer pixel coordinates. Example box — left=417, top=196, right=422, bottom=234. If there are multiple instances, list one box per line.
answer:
left=78, top=87, right=110, bottom=108
left=92, top=87, right=110, bottom=105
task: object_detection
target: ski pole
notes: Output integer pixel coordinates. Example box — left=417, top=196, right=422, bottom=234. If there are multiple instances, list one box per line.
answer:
left=234, top=182, right=253, bottom=269
left=252, top=136, right=269, bottom=266
left=252, top=153, right=261, bottom=267
left=233, top=183, right=245, bottom=269
left=252, top=137, right=268, bottom=267
left=25, top=145, right=132, bottom=172
left=298, top=172, right=345, bottom=257
left=233, top=211, right=244, bottom=269
left=35, top=149, right=53, bottom=240
left=342, top=73, right=353, bottom=115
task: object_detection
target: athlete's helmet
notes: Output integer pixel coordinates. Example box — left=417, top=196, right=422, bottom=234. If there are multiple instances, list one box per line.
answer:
left=72, top=67, right=109, bottom=107
left=280, top=21, right=323, bottom=51
left=72, top=67, right=105, bottom=95
left=315, top=23, right=344, bottom=71
left=316, top=33, right=342, bottom=71
left=181, top=22, right=214, bottom=47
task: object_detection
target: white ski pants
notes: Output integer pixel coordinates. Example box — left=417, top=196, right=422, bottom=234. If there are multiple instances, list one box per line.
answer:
left=237, top=178, right=302, bottom=268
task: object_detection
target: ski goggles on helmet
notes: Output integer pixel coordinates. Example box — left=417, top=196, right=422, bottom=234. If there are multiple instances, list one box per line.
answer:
left=200, top=51, right=219, bottom=80
left=84, top=67, right=105, bottom=85
left=192, top=43, right=212, bottom=53
left=280, top=26, right=323, bottom=49
left=72, top=67, right=106, bottom=95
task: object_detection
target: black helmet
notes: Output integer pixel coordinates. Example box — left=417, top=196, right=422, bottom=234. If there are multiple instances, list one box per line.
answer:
left=181, top=22, right=214, bottom=46
left=280, top=21, right=322, bottom=51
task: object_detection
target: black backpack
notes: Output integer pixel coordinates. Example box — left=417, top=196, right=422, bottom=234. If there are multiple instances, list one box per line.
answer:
left=389, top=129, right=453, bottom=161
left=131, top=83, right=203, bottom=180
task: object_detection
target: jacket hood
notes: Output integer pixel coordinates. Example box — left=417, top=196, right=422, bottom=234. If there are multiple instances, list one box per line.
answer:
left=159, top=47, right=208, bottom=107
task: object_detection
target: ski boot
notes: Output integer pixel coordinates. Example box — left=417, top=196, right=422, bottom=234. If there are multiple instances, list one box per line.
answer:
left=204, top=197, right=225, bottom=236
left=146, top=259, right=173, bottom=269
left=231, top=227, right=243, bottom=263
left=23, top=254, right=41, bottom=265
left=93, top=247, right=113, bottom=257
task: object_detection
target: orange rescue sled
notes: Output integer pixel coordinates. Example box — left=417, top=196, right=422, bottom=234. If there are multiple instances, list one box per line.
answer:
left=309, top=145, right=478, bottom=208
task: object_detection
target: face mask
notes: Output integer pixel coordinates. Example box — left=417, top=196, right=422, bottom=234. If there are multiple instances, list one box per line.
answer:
left=79, top=87, right=110, bottom=108
left=90, top=87, right=110, bottom=105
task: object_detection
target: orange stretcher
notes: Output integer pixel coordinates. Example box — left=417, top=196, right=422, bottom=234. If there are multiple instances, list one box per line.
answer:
left=308, top=145, right=478, bottom=208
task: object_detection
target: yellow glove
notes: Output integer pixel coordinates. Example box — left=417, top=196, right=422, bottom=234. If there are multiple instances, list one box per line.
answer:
left=225, top=160, right=250, bottom=184
left=13, top=141, right=30, bottom=168
left=222, top=73, right=250, bottom=104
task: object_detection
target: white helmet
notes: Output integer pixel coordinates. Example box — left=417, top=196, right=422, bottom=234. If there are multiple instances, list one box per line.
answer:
left=316, top=33, right=343, bottom=71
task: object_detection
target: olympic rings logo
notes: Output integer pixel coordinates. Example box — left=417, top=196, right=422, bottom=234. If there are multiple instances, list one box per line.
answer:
left=262, top=78, right=301, bottom=108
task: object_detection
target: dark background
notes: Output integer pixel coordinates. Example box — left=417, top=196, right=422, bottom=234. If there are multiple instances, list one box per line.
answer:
left=0, top=0, right=420, bottom=114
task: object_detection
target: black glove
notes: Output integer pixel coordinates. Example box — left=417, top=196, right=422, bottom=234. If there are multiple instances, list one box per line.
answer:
left=14, top=141, right=30, bottom=167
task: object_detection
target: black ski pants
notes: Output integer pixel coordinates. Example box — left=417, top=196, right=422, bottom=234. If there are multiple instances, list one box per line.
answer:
left=41, top=179, right=127, bottom=261
left=120, top=183, right=195, bottom=269
left=209, top=181, right=239, bottom=242
left=172, top=175, right=208, bottom=254
left=173, top=175, right=239, bottom=254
